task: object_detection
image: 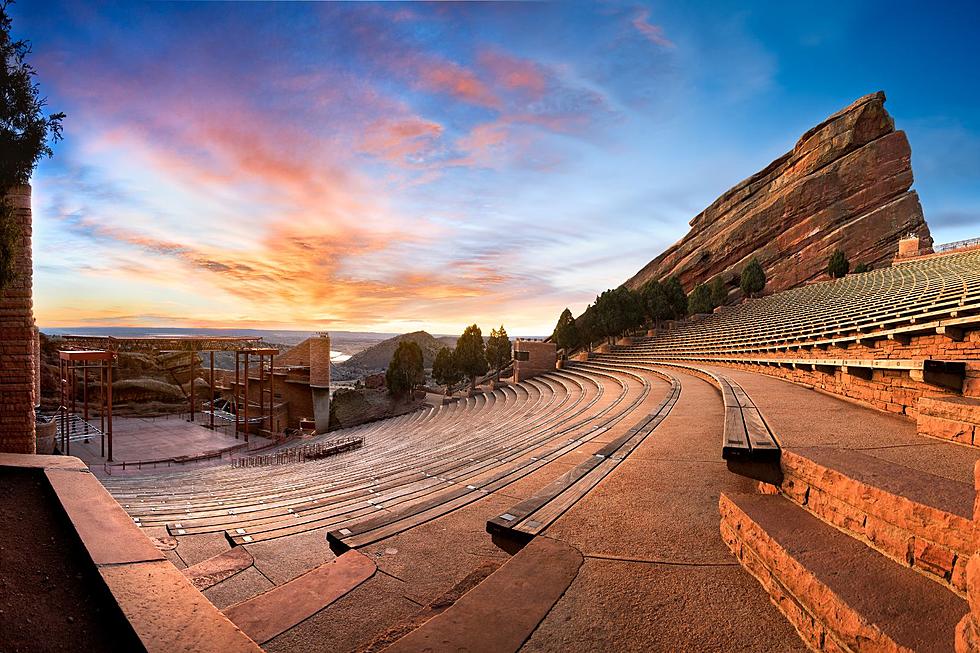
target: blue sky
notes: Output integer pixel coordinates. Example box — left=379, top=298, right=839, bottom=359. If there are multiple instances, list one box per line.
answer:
left=13, top=0, right=980, bottom=334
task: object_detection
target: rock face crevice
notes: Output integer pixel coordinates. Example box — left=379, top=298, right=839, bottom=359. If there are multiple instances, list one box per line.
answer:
left=625, top=92, right=932, bottom=295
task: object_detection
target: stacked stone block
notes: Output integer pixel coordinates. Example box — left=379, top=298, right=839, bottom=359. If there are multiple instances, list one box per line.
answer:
left=0, top=186, right=35, bottom=453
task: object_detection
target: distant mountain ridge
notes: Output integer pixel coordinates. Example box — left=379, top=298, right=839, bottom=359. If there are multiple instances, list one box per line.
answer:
left=340, top=331, right=447, bottom=370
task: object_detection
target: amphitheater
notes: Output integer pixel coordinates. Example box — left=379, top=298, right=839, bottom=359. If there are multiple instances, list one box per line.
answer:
left=4, top=95, right=980, bottom=653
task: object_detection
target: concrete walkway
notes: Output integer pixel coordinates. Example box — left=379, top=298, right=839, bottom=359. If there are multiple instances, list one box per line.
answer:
left=706, top=366, right=980, bottom=484
left=522, top=370, right=806, bottom=652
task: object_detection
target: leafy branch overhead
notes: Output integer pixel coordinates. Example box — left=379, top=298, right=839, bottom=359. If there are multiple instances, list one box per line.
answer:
left=0, top=0, right=65, bottom=289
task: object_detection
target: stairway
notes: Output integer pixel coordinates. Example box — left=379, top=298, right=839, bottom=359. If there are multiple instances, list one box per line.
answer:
left=720, top=448, right=975, bottom=652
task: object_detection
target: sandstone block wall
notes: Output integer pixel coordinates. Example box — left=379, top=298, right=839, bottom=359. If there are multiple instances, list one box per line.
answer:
left=0, top=186, right=36, bottom=453
left=691, top=327, right=980, bottom=420
left=625, top=92, right=932, bottom=296
left=514, top=340, right=557, bottom=382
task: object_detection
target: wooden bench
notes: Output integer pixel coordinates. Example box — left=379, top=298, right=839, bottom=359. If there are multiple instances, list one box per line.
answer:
left=485, top=366, right=681, bottom=550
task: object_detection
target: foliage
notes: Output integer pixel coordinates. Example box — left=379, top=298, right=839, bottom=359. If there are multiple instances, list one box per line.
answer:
left=593, top=286, right=643, bottom=342
left=0, top=1, right=65, bottom=290
left=640, top=280, right=671, bottom=324
left=740, top=257, right=766, bottom=298
left=853, top=262, right=871, bottom=274
left=485, top=325, right=512, bottom=379
left=431, top=346, right=462, bottom=395
left=664, top=276, right=688, bottom=319
left=576, top=306, right=598, bottom=350
left=687, top=283, right=713, bottom=314
left=551, top=308, right=580, bottom=351
left=827, top=248, right=850, bottom=278
left=385, top=340, right=424, bottom=397
left=709, top=277, right=728, bottom=307
left=455, top=324, right=488, bottom=390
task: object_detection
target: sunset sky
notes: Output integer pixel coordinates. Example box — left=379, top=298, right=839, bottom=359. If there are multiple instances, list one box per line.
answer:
left=16, top=1, right=980, bottom=335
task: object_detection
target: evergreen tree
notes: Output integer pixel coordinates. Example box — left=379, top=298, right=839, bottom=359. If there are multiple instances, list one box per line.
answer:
left=0, top=2, right=65, bottom=290
left=385, top=340, right=424, bottom=398
left=551, top=308, right=579, bottom=351
left=576, top=306, right=598, bottom=351
left=709, top=277, right=728, bottom=307
left=827, top=248, right=850, bottom=278
left=432, top=346, right=462, bottom=396
left=485, top=325, right=512, bottom=382
left=853, top=262, right=871, bottom=274
left=664, top=276, right=688, bottom=319
left=688, top=283, right=713, bottom=314
left=455, top=324, right=488, bottom=391
left=641, top=280, right=671, bottom=326
left=740, top=257, right=766, bottom=298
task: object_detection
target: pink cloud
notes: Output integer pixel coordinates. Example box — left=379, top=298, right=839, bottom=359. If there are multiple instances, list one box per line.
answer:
left=632, top=8, right=674, bottom=48
left=478, top=49, right=548, bottom=99
left=415, top=59, right=500, bottom=108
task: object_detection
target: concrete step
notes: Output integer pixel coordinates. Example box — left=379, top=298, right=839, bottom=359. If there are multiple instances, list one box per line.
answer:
left=720, top=491, right=967, bottom=652
left=380, top=537, right=582, bottom=653
left=774, top=447, right=976, bottom=594
left=222, top=550, right=375, bottom=645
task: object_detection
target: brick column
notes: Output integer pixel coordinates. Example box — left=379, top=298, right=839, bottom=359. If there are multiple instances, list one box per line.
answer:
left=0, top=185, right=36, bottom=453
left=309, top=332, right=331, bottom=434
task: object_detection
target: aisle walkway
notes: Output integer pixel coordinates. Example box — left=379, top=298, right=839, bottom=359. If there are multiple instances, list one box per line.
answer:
left=521, top=369, right=806, bottom=652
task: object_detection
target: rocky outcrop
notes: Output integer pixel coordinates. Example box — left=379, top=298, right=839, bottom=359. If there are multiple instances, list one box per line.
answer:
left=625, top=92, right=932, bottom=296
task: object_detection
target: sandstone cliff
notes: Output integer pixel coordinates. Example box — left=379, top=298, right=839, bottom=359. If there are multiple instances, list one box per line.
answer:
left=625, top=92, right=932, bottom=296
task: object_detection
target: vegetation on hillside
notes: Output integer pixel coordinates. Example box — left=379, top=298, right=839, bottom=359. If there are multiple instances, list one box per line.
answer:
left=341, top=331, right=445, bottom=371
left=740, top=258, right=766, bottom=298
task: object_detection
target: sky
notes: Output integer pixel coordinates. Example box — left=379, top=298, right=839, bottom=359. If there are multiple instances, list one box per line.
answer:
left=14, top=0, right=980, bottom=335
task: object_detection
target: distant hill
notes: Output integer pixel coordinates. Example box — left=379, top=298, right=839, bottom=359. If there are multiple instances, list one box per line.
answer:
left=340, top=331, right=446, bottom=371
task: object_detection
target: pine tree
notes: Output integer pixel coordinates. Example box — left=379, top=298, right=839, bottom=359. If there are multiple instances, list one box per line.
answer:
left=664, top=276, right=688, bottom=319
left=827, top=249, right=850, bottom=278
left=455, top=324, right=488, bottom=392
left=485, top=325, right=512, bottom=382
left=709, top=277, right=728, bottom=307
left=432, top=347, right=462, bottom=396
left=385, top=340, right=424, bottom=398
left=551, top=308, right=580, bottom=351
left=740, top=258, right=766, bottom=298
left=688, top=283, right=713, bottom=314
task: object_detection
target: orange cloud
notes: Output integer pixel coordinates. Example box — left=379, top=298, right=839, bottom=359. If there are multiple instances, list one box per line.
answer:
left=415, top=59, right=500, bottom=108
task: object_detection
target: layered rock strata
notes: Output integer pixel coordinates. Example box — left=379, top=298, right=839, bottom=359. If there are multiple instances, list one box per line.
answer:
left=625, top=92, right=932, bottom=295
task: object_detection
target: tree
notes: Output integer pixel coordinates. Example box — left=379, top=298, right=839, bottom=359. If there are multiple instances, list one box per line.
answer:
left=827, top=248, right=850, bottom=278
left=432, top=346, right=462, bottom=396
left=664, top=276, right=688, bottom=319
left=640, top=280, right=671, bottom=326
left=576, top=306, right=598, bottom=351
left=485, top=325, right=512, bottom=382
left=853, top=262, right=871, bottom=274
left=688, top=283, right=713, bottom=314
left=385, top=340, right=424, bottom=398
left=551, top=308, right=580, bottom=351
left=740, top=257, right=766, bottom=298
left=0, top=1, right=65, bottom=290
left=709, top=277, right=728, bottom=307
left=455, top=324, right=488, bottom=391
left=593, top=287, right=643, bottom=343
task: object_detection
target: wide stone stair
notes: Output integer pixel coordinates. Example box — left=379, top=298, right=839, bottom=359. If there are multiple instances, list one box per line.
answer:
left=720, top=445, right=975, bottom=652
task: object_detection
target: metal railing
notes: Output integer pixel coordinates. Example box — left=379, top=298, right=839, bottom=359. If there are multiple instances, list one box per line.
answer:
left=935, top=237, right=980, bottom=253
left=231, top=436, right=363, bottom=468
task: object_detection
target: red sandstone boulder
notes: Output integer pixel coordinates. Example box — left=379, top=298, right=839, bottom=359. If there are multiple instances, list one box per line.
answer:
left=625, top=92, right=932, bottom=295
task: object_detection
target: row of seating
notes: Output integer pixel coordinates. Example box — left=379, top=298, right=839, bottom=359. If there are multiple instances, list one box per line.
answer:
left=104, top=367, right=662, bottom=549
left=625, top=249, right=980, bottom=357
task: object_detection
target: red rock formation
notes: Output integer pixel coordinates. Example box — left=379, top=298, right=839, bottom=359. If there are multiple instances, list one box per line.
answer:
left=625, top=92, right=932, bottom=295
